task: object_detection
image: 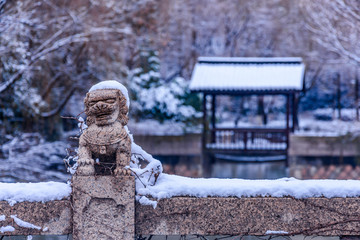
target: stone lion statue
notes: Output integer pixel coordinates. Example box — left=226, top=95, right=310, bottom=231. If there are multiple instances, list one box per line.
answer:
left=76, top=81, right=132, bottom=176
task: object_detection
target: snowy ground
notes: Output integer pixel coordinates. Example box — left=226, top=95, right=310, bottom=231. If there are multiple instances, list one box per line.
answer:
left=217, top=109, right=360, bottom=137
left=127, top=108, right=360, bottom=137
left=296, top=117, right=360, bottom=137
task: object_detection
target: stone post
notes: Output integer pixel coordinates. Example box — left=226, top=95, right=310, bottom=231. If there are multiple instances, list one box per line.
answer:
left=71, top=82, right=135, bottom=239
left=72, top=175, right=135, bottom=240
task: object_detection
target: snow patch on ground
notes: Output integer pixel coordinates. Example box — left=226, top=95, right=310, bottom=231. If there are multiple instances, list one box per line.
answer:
left=11, top=215, right=41, bottom=230
left=137, top=174, right=360, bottom=199
left=265, top=230, right=289, bottom=235
left=0, top=182, right=71, bottom=205
left=313, top=108, right=357, bottom=121
left=217, top=110, right=360, bottom=137
left=296, top=118, right=360, bottom=137
left=0, top=215, right=5, bottom=221
left=0, top=226, right=15, bottom=233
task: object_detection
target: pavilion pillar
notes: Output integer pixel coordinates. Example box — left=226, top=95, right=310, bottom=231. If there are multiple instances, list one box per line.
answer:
left=202, top=93, right=207, bottom=150
left=286, top=94, right=290, bottom=133
left=291, top=93, right=298, bottom=132
left=211, top=94, right=216, bottom=143
left=202, top=93, right=211, bottom=177
left=285, top=94, right=290, bottom=167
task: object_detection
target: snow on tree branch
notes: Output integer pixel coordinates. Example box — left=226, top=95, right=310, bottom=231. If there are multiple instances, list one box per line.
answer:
left=300, top=0, right=360, bottom=65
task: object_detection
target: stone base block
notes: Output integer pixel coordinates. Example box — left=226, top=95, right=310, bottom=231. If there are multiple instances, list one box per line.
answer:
left=72, top=175, right=135, bottom=240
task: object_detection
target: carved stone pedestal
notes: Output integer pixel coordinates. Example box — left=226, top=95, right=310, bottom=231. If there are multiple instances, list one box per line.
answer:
left=72, top=175, right=135, bottom=240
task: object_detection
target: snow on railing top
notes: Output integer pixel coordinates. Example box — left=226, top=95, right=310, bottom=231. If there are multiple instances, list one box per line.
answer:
left=3, top=175, right=360, bottom=207
left=0, top=182, right=71, bottom=206
left=138, top=174, right=360, bottom=199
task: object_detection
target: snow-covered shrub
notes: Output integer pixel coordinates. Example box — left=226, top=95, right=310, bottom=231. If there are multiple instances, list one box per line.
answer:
left=313, top=108, right=333, bottom=121
left=129, top=50, right=201, bottom=123
left=0, top=133, right=68, bottom=182
left=313, top=108, right=357, bottom=121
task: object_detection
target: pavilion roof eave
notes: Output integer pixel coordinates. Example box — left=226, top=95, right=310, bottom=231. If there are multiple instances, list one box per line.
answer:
left=189, top=57, right=306, bottom=95
left=190, top=88, right=302, bottom=96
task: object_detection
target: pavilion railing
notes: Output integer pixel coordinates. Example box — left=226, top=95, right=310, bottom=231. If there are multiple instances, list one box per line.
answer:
left=206, top=128, right=288, bottom=152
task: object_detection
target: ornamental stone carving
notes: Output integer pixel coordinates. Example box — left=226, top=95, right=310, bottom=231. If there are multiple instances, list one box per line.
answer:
left=76, top=85, right=131, bottom=176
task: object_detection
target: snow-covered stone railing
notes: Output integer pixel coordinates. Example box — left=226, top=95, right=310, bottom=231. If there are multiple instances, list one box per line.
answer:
left=0, top=182, right=72, bottom=236
left=2, top=178, right=360, bottom=238
left=138, top=176, right=360, bottom=236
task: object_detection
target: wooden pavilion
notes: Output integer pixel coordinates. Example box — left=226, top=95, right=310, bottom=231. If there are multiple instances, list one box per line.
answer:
left=189, top=57, right=305, bottom=176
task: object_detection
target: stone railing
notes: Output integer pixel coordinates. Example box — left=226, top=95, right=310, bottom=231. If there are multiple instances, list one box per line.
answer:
left=1, top=175, right=360, bottom=239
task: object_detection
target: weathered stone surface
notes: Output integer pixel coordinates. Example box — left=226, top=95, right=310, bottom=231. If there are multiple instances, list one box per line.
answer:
left=136, top=197, right=360, bottom=236
left=0, top=200, right=71, bottom=235
left=77, top=85, right=131, bottom=176
left=72, top=175, right=135, bottom=240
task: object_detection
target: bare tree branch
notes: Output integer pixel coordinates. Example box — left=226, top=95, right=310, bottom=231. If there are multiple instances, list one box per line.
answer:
left=40, top=87, right=77, bottom=118
left=300, top=0, right=360, bottom=65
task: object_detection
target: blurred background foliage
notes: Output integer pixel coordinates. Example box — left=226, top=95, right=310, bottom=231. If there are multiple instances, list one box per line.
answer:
left=0, top=0, right=360, bottom=142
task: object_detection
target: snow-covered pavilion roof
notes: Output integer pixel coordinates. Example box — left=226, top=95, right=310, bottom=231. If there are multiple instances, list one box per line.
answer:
left=189, top=57, right=305, bottom=94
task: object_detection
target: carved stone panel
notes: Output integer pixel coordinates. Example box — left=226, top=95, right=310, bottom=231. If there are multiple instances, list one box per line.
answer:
left=72, top=176, right=135, bottom=240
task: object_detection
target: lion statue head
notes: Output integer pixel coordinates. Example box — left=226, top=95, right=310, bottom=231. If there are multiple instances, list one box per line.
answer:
left=84, top=82, right=129, bottom=127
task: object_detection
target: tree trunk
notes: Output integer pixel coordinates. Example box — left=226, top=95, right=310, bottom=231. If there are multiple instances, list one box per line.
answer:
left=257, top=96, right=266, bottom=125
left=336, top=73, right=341, bottom=120
left=356, top=72, right=359, bottom=121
